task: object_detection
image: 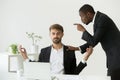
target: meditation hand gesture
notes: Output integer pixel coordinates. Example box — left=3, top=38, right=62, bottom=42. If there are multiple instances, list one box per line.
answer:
left=19, top=45, right=28, bottom=60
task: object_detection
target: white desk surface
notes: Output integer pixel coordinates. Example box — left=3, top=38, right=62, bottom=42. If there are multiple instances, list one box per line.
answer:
left=51, top=74, right=110, bottom=80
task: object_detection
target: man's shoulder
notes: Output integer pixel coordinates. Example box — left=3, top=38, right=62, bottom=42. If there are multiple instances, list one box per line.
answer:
left=97, top=11, right=105, bottom=15
left=96, top=11, right=108, bottom=19
left=41, top=45, right=51, bottom=51
left=95, top=11, right=109, bottom=24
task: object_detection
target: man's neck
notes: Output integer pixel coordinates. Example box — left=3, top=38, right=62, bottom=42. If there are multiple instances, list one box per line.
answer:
left=52, top=43, right=63, bottom=50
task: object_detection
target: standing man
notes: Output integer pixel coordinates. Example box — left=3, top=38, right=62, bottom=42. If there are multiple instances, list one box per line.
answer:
left=19, top=24, right=93, bottom=75
left=72, top=4, right=120, bottom=80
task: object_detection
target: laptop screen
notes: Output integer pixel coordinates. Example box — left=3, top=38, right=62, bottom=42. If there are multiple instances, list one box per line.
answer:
left=23, top=62, right=51, bottom=80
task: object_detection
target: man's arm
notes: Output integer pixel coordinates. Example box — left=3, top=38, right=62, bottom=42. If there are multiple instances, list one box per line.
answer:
left=67, top=43, right=89, bottom=53
left=74, top=46, right=93, bottom=74
left=74, top=23, right=106, bottom=47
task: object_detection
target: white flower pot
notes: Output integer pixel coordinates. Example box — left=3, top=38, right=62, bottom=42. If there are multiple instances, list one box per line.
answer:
left=30, top=45, right=39, bottom=54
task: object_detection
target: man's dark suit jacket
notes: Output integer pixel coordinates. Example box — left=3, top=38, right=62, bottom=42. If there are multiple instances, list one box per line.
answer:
left=37, top=45, right=86, bottom=75
left=80, top=11, right=120, bottom=75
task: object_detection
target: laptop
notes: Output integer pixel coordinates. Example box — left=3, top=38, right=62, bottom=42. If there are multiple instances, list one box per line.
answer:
left=23, top=62, right=51, bottom=80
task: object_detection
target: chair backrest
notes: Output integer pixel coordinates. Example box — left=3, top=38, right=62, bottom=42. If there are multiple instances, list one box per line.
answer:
left=23, top=62, right=51, bottom=80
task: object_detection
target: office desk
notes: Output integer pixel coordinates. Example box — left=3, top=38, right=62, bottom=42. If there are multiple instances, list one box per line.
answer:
left=20, top=74, right=110, bottom=80
left=51, top=74, right=110, bottom=80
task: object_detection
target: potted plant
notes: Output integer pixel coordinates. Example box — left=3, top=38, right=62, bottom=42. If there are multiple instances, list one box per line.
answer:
left=26, top=32, right=42, bottom=53
left=9, top=44, right=18, bottom=54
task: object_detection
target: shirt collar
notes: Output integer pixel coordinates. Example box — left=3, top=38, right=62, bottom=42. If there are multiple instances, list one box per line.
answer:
left=51, top=45, right=63, bottom=51
left=92, top=12, right=97, bottom=23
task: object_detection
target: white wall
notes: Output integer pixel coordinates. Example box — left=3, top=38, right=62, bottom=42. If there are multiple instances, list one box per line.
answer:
left=0, top=0, right=120, bottom=76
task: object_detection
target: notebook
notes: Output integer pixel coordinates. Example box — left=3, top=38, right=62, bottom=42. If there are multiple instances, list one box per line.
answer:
left=23, top=62, right=51, bottom=80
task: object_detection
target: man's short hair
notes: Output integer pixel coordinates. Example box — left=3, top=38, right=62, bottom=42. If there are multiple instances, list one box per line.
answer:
left=79, top=4, right=95, bottom=14
left=49, top=24, right=64, bottom=32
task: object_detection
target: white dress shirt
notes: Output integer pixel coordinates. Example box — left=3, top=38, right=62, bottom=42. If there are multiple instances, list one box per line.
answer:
left=50, top=46, right=64, bottom=74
